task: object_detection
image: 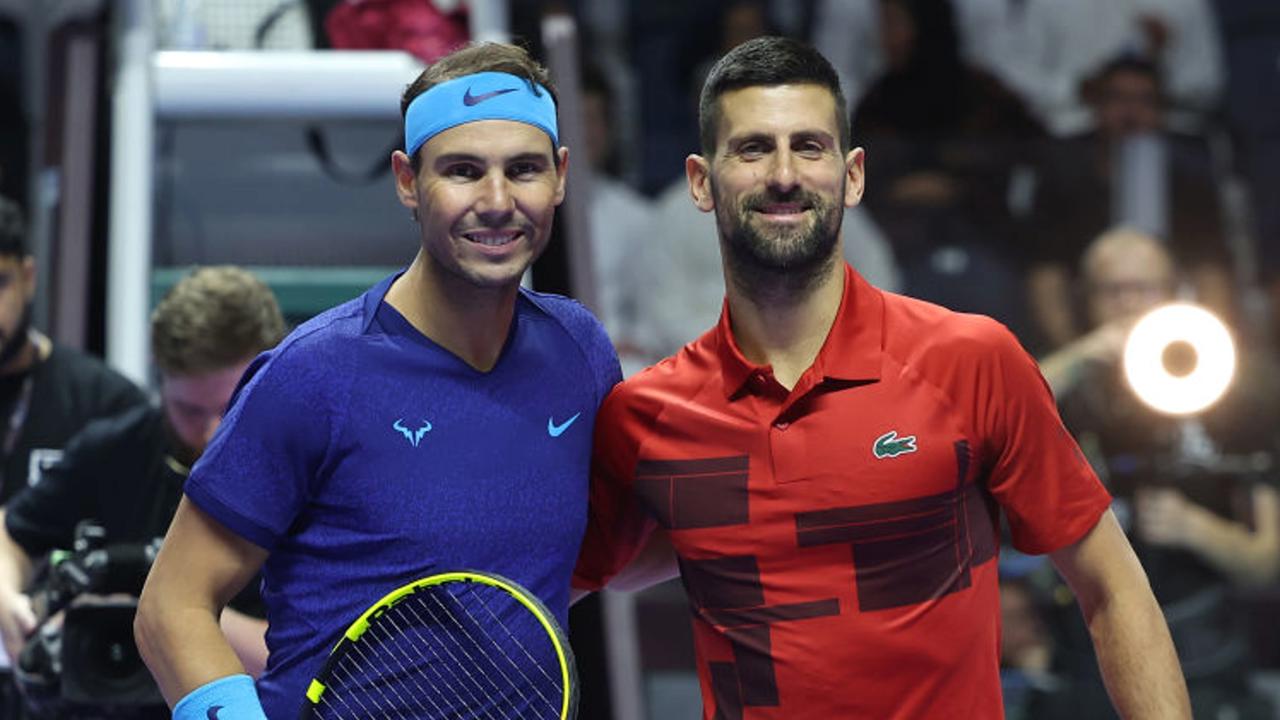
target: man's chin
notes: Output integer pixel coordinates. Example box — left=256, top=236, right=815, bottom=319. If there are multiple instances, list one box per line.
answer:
left=732, top=232, right=840, bottom=273
left=458, top=265, right=531, bottom=291
left=744, top=234, right=823, bottom=265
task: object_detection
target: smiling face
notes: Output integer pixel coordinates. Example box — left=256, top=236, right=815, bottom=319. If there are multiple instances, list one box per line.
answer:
left=687, top=84, right=864, bottom=291
left=393, top=120, right=568, bottom=292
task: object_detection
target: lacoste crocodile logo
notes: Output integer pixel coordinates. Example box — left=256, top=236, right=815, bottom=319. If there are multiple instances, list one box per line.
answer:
left=393, top=418, right=433, bottom=447
left=873, top=430, right=917, bottom=459
left=463, top=86, right=518, bottom=106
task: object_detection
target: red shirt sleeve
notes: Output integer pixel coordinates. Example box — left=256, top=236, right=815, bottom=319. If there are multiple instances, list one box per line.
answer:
left=573, top=384, right=658, bottom=590
left=976, top=323, right=1112, bottom=554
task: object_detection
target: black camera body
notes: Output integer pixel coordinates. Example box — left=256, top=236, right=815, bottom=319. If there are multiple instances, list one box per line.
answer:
left=14, top=522, right=167, bottom=719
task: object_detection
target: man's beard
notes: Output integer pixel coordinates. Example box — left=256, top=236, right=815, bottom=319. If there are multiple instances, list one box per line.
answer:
left=714, top=182, right=842, bottom=303
left=0, top=303, right=33, bottom=370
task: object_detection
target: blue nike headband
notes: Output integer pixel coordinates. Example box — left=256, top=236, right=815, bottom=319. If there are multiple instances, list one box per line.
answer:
left=404, top=71, right=559, bottom=157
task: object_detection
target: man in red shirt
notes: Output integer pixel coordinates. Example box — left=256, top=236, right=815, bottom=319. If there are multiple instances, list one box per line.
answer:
left=575, top=36, right=1190, bottom=719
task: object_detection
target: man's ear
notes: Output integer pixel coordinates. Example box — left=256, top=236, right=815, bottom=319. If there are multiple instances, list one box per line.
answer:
left=391, top=150, right=419, bottom=211
left=844, top=147, right=866, bottom=208
left=686, top=154, right=715, bottom=213
left=553, top=146, right=570, bottom=206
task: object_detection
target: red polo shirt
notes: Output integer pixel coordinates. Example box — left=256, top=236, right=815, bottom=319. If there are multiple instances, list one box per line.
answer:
left=575, top=263, right=1110, bottom=719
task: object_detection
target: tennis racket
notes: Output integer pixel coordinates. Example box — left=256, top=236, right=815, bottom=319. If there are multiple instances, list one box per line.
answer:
left=299, top=570, right=578, bottom=719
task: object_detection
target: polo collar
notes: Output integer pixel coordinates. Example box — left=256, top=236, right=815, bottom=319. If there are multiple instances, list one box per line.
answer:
left=716, top=262, right=884, bottom=398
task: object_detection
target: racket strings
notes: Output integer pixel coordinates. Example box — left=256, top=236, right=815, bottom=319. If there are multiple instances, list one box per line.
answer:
left=420, top=586, right=563, bottom=716
left=377, top=613, right=464, bottom=718
left=468, top=586, right=562, bottom=691
left=355, top=609, right=467, bottom=719
left=371, top=600, right=510, bottom=720
left=322, top=650, right=416, bottom=720
left=319, top=615, right=448, bottom=720
left=317, top=603, right=483, bottom=720
left=310, top=582, right=565, bottom=719
left=396, top=599, right=513, bottom=719
left=318, top=651, right=390, bottom=719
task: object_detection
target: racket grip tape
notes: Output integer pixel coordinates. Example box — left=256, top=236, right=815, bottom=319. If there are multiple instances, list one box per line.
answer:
left=173, top=673, right=268, bottom=720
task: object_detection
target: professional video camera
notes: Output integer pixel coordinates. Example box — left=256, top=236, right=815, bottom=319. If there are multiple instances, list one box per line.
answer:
left=13, top=521, right=167, bottom=719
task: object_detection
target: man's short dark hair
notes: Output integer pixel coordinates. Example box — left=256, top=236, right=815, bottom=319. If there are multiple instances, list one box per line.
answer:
left=151, top=266, right=286, bottom=376
left=698, top=36, right=849, bottom=156
left=1086, top=53, right=1166, bottom=105
left=400, top=41, right=558, bottom=169
left=0, top=196, right=26, bottom=260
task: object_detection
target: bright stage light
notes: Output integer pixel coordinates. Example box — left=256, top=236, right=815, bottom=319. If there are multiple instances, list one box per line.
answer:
left=1122, top=303, right=1235, bottom=416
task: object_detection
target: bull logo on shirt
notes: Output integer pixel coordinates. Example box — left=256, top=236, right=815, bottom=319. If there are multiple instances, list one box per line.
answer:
left=393, top=418, right=433, bottom=447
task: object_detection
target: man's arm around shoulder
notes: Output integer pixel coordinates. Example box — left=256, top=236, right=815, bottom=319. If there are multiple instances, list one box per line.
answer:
left=1049, top=509, right=1191, bottom=720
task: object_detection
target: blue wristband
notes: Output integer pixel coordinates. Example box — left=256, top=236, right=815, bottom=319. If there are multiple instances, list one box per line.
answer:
left=173, top=674, right=267, bottom=720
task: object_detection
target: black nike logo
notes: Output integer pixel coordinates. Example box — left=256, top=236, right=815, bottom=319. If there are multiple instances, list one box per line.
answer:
left=463, top=86, right=518, bottom=106
left=207, top=705, right=223, bottom=720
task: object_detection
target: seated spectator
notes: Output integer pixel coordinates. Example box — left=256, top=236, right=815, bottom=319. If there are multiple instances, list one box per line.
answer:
left=0, top=266, right=286, bottom=700
left=953, top=0, right=1224, bottom=136
left=854, top=0, right=1044, bottom=340
left=1026, top=55, right=1234, bottom=350
left=1039, top=228, right=1279, bottom=720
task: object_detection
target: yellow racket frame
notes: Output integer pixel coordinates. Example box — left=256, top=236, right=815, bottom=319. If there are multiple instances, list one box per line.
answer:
left=302, top=570, right=576, bottom=720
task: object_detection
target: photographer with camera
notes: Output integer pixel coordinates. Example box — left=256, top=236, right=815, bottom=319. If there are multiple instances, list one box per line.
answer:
left=1036, top=227, right=1280, bottom=719
left=0, top=266, right=285, bottom=713
left=0, top=198, right=147, bottom=501
left=0, top=196, right=149, bottom=714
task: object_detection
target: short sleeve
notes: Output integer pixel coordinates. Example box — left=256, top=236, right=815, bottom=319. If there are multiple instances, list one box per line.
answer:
left=527, top=291, right=623, bottom=408
left=184, top=343, right=343, bottom=551
left=573, top=385, right=657, bottom=590
left=976, top=324, right=1111, bottom=554
left=573, top=305, right=623, bottom=409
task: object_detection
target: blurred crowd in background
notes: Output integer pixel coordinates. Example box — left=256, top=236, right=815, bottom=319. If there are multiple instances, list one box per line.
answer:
left=2, top=0, right=1280, bottom=718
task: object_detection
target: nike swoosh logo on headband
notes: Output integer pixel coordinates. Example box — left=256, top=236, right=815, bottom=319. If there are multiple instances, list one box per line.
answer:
left=463, top=86, right=519, bottom=106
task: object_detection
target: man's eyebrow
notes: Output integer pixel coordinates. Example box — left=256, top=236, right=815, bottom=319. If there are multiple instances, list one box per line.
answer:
left=432, top=151, right=552, bottom=166
left=433, top=152, right=485, bottom=165
left=728, top=132, right=773, bottom=145
left=724, top=132, right=778, bottom=153
left=505, top=152, right=552, bottom=165
left=791, top=129, right=836, bottom=144
left=726, top=129, right=836, bottom=147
